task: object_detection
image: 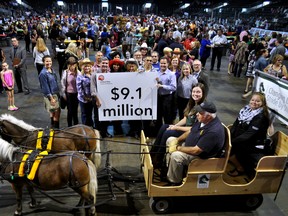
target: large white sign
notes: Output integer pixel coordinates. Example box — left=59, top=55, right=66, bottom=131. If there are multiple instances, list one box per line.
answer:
left=254, top=71, right=288, bottom=125
left=96, top=72, right=158, bottom=121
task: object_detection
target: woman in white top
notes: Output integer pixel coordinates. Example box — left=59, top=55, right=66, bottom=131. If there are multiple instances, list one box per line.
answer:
left=33, top=38, right=50, bottom=75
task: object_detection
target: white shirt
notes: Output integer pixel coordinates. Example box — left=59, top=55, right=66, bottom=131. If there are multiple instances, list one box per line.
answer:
left=33, top=47, right=50, bottom=65
left=211, top=34, right=228, bottom=47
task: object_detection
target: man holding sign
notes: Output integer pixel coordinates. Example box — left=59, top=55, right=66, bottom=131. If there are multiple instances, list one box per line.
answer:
left=90, top=57, right=110, bottom=137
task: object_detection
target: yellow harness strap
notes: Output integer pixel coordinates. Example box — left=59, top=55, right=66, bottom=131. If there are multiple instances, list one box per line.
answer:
left=36, top=130, right=44, bottom=150
left=18, top=150, right=33, bottom=177
left=46, top=130, right=54, bottom=151
left=36, top=129, right=54, bottom=152
left=27, top=151, right=49, bottom=180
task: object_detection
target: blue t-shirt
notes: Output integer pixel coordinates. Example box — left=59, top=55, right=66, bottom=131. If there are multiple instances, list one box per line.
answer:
left=185, top=116, right=225, bottom=159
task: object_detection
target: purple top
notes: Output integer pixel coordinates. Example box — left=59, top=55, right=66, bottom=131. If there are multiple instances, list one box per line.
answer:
left=76, top=73, right=92, bottom=103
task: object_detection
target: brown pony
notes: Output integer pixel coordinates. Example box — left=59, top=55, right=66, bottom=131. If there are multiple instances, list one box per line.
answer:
left=0, top=114, right=101, bottom=169
left=0, top=138, right=97, bottom=215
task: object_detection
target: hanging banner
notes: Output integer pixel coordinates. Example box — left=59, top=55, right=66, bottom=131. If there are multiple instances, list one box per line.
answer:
left=254, top=71, right=288, bottom=125
left=96, top=72, right=158, bottom=121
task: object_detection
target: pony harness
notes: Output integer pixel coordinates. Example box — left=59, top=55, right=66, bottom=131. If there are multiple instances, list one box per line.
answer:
left=36, top=128, right=54, bottom=151
left=18, top=150, right=48, bottom=180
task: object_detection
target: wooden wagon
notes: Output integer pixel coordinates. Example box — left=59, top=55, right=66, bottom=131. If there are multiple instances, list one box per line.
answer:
left=140, top=125, right=288, bottom=214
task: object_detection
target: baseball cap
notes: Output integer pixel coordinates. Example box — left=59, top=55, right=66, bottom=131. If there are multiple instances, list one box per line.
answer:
left=195, top=101, right=217, bottom=114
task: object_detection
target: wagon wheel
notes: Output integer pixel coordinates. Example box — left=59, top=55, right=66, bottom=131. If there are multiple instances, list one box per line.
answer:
left=149, top=197, right=173, bottom=214
left=243, top=194, right=263, bottom=210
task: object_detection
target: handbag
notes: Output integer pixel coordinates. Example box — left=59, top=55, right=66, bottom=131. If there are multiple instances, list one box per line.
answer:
left=12, top=58, right=21, bottom=66
left=44, top=94, right=60, bottom=112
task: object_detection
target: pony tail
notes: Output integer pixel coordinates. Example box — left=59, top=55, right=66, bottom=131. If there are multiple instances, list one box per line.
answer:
left=87, top=160, right=97, bottom=205
left=93, top=129, right=101, bottom=169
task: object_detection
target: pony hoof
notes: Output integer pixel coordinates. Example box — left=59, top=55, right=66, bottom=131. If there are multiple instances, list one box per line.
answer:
left=29, top=202, right=36, bottom=208
left=14, top=211, right=22, bottom=216
left=29, top=201, right=40, bottom=208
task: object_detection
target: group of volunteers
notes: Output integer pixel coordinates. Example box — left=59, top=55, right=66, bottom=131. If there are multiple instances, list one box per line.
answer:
left=0, top=12, right=286, bottom=186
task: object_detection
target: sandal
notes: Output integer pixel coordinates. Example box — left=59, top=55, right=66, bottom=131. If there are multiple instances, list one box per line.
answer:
left=228, top=168, right=245, bottom=177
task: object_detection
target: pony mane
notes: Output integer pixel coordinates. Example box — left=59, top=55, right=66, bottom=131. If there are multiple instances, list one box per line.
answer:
left=0, top=138, right=18, bottom=161
left=0, top=114, right=39, bottom=131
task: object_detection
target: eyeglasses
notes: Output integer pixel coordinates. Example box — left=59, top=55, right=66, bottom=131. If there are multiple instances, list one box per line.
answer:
left=146, top=59, right=152, bottom=62
left=152, top=56, right=158, bottom=57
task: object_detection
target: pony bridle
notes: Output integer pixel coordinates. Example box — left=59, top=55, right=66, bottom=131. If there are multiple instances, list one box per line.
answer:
left=0, top=123, right=32, bottom=139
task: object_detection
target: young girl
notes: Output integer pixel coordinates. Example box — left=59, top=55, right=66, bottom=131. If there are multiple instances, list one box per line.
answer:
left=1, top=62, right=19, bottom=111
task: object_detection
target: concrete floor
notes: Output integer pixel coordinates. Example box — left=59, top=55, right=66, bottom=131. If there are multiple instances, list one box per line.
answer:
left=0, top=40, right=288, bottom=215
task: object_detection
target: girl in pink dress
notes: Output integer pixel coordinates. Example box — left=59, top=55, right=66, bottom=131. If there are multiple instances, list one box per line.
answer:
left=1, top=62, right=18, bottom=111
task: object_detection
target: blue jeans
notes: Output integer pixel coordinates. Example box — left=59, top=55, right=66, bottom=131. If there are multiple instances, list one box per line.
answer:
left=79, top=100, right=93, bottom=127
left=152, top=124, right=185, bottom=154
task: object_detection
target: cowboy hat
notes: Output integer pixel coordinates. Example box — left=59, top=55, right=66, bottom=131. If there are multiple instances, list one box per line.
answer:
left=109, top=58, right=125, bottom=68
left=79, top=58, right=94, bottom=68
left=125, top=58, right=139, bottom=68
left=140, top=42, right=148, bottom=50
left=173, top=48, right=182, bottom=54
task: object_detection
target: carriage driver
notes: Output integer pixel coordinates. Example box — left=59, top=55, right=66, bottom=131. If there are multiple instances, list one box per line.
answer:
left=166, top=101, right=225, bottom=186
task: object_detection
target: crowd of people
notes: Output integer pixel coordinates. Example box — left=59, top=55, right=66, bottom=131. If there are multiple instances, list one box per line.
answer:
left=0, top=12, right=287, bottom=186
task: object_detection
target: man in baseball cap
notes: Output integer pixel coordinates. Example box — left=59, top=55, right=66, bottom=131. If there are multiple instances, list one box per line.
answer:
left=195, top=101, right=217, bottom=114
left=165, top=100, right=225, bottom=186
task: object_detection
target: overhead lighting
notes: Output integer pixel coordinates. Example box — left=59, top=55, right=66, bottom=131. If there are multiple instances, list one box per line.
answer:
left=213, top=2, right=228, bottom=10
left=219, top=8, right=222, bottom=13
left=57, top=1, right=64, bottom=6
left=180, top=3, right=190, bottom=9
left=116, top=6, right=122, bottom=10
left=242, top=8, right=247, bottom=13
left=102, top=2, right=108, bottom=8
left=144, top=3, right=152, bottom=9
left=16, top=0, right=22, bottom=4
left=183, top=3, right=190, bottom=8
left=252, top=1, right=271, bottom=10
left=204, top=8, right=209, bottom=12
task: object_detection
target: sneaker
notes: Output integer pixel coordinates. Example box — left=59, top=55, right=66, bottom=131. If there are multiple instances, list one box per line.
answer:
left=12, top=105, right=19, bottom=111
left=8, top=106, right=14, bottom=111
